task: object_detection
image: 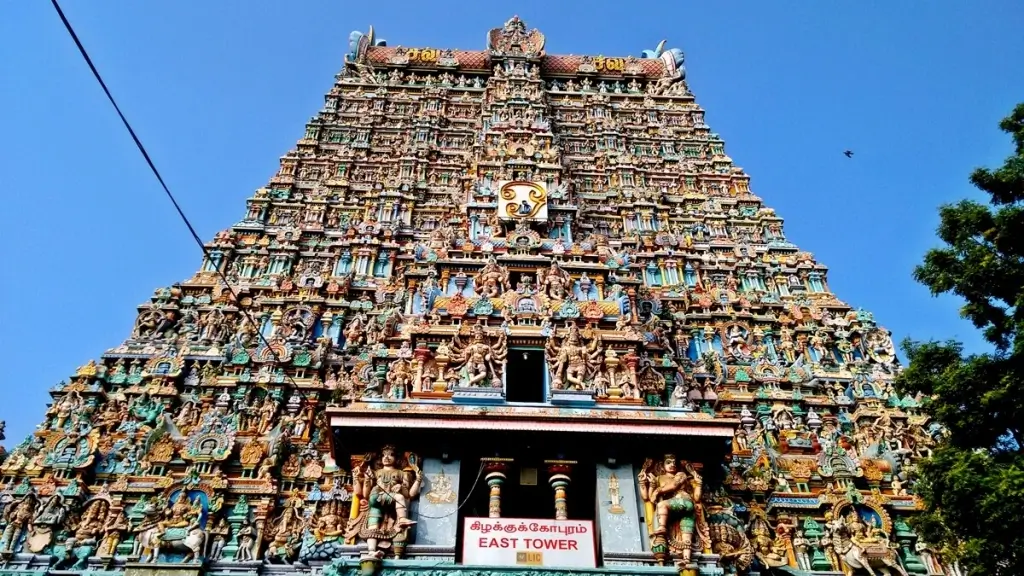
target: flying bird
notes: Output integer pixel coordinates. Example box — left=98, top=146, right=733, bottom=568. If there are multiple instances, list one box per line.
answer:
left=844, top=150, right=854, bottom=158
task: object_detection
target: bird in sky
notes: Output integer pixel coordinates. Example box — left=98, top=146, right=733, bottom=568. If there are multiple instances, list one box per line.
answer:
left=844, top=150, right=854, bottom=158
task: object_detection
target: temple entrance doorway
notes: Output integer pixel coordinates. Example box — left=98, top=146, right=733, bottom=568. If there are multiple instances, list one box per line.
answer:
left=455, top=449, right=598, bottom=564
left=500, top=460, right=596, bottom=521
left=505, top=348, right=546, bottom=403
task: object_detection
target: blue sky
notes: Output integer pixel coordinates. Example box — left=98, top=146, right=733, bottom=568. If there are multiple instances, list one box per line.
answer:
left=2, top=1, right=1022, bottom=444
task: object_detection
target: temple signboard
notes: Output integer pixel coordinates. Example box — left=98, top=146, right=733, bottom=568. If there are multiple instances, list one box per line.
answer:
left=497, top=181, right=548, bottom=221
left=462, top=518, right=597, bottom=568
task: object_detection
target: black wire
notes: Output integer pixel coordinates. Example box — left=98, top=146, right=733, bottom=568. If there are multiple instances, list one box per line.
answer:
left=415, top=464, right=486, bottom=519
left=50, top=0, right=299, bottom=389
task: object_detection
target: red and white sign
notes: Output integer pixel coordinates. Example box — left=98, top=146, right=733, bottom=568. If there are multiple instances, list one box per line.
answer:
left=462, top=518, right=596, bottom=568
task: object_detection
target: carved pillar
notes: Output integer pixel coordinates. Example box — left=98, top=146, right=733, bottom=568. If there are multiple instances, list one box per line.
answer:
left=346, top=455, right=367, bottom=544
left=414, top=345, right=431, bottom=392
left=387, top=252, right=397, bottom=277
left=269, top=310, right=283, bottom=338
left=481, top=458, right=512, bottom=518
left=405, top=282, right=417, bottom=314
left=626, top=288, right=639, bottom=324
left=546, top=460, right=576, bottom=520
left=253, top=498, right=271, bottom=560
left=623, top=351, right=640, bottom=397
left=366, top=253, right=377, bottom=278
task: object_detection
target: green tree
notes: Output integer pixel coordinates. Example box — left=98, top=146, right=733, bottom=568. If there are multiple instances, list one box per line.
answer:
left=897, top=102, right=1024, bottom=576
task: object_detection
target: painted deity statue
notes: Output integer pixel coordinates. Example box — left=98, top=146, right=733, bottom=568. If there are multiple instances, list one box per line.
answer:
left=128, top=392, right=164, bottom=428
left=347, top=446, right=423, bottom=559
left=834, top=510, right=909, bottom=576
left=158, top=493, right=201, bottom=534
left=639, top=455, right=706, bottom=565
left=537, top=260, right=572, bottom=300
left=474, top=257, right=510, bottom=298
left=74, top=499, right=108, bottom=543
left=266, top=489, right=305, bottom=563
left=49, top=391, right=82, bottom=430
left=0, top=493, right=38, bottom=555
left=546, top=321, right=603, bottom=390
left=449, top=323, right=507, bottom=388
left=133, top=493, right=207, bottom=563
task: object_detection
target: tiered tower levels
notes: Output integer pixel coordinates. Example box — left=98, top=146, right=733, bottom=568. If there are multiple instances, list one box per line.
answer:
left=0, top=17, right=948, bottom=576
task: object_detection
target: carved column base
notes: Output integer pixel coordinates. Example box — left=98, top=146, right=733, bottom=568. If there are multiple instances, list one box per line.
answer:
left=452, top=386, right=504, bottom=404
left=124, top=563, right=203, bottom=576
left=595, top=393, right=643, bottom=406
left=550, top=389, right=596, bottom=406
left=410, top=390, right=454, bottom=400
left=650, top=534, right=669, bottom=566
left=358, top=554, right=381, bottom=576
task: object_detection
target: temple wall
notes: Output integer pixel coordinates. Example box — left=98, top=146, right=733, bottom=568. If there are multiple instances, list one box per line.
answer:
left=0, top=13, right=949, bottom=576
left=594, top=463, right=646, bottom=563
left=411, top=458, right=462, bottom=553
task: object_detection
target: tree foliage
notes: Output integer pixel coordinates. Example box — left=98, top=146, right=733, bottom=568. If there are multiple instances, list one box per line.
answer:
left=897, top=103, right=1024, bottom=576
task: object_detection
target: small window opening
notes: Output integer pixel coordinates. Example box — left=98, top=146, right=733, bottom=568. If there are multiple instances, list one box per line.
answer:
left=506, top=348, right=546, bottom=403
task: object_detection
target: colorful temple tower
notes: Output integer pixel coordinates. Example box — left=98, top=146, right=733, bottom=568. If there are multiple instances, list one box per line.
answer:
left=0, top=17, right=952, bottom=576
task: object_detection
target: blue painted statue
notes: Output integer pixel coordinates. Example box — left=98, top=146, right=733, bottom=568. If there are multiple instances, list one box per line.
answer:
left=641, top=40, right=686, bottom=94
left=346, top=28, right=387, bottom=65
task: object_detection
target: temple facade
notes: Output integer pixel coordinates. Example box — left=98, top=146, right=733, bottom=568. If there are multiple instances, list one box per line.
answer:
left=0, top=17, right=953, bottom=576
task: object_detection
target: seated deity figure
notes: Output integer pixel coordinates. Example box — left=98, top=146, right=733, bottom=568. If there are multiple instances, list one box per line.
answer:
left=639, top=454, right=704, bottom=565
left=157, top=493, right=201, bottom=537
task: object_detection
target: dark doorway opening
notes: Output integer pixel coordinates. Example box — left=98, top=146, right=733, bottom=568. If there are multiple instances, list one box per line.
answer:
left=502, top=462, right=551, bottom=520
left=506, top=348, right=546, bottom=403
left=455, top=454, right=599, bottom=564
left=500, top=460, right=597, bottom=521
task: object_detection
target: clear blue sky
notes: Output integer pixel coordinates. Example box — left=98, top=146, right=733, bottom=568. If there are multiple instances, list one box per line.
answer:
left=2, top=1, right=1021, bottom=444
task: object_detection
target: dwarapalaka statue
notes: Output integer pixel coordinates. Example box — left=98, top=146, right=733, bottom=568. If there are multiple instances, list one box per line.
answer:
left=346, top=446, right=423, bottom=560
left=639, top=454, right=709, bottom=566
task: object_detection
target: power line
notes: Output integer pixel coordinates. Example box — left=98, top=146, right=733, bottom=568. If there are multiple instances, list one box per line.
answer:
left=50, top=0, right=301, bottom=391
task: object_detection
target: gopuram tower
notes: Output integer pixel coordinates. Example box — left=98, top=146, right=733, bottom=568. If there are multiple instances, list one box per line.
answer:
left=0, top=17, right=951, bottom=576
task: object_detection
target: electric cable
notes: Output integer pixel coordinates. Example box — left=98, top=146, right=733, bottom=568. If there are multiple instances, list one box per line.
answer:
left=414, top=463, right=487, bottom=519
left=50, top=0, right=302, bottom=391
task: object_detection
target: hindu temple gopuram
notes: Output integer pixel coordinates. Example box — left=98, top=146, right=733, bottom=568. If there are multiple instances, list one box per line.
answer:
left=0, top=17, right=953, bottom=576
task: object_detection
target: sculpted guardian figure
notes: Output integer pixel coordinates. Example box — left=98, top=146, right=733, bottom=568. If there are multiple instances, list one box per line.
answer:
left=346, top=446, right=423, bottom=559
left=639, top=454, right=707, bottom=565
